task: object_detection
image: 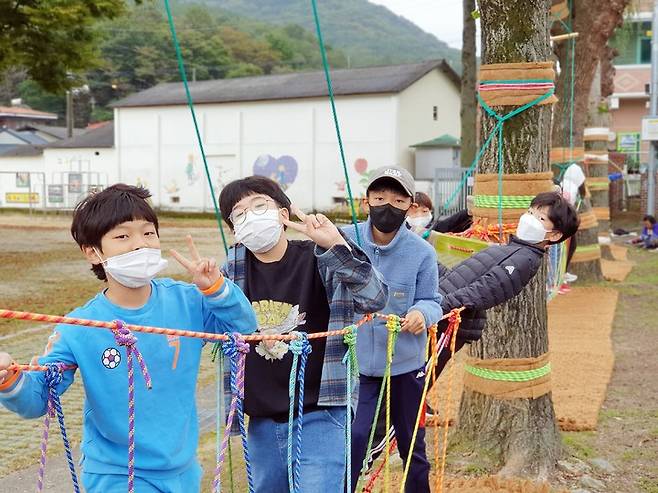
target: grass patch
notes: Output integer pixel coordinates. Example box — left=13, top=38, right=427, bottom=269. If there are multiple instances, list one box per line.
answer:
left=639, top=478, right=658, bottom=493
left=562, top=432, right=597, bottom=460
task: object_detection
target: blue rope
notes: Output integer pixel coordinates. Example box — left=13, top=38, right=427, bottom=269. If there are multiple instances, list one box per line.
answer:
left=44, top=364, right=80, bottom=493
left=287, top=332, right=312, bottom=492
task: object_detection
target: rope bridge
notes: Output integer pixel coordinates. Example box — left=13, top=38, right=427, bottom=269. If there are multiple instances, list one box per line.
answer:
left=1, top=307, right=463, bottom=493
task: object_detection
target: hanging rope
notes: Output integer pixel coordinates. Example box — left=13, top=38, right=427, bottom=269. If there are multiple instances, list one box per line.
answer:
left=310, top=0, right=361, bottom=246
left=37, top=363, right=80, bottom=493
left=214, top=333, right=253, bottom=493
left=287, top=332, right=312, bottom=492
left=112, top=320, right=152, bottom=493
left=343, top=324, right=358, bottom=492
left=162, top=0, right=229, bottom=255
left=358, top=315, right=400, bottom=491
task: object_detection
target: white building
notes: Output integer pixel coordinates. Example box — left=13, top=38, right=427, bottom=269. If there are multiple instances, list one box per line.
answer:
left=112, top=60, right=460, bottom=211
left=0, top=60, right=461, bottom=212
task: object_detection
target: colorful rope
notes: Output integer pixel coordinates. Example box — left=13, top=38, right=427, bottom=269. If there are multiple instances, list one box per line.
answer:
left=287, top=332, right=312, bottom=492
left=464, top=363, right=551, bottom=382
left=37, top=363, right=80, bottom=493
left=214, top=333, right=252, bottom=493
left=112, top=320, right=152, bottom=493
left=342, top=325, right=358, bottom=492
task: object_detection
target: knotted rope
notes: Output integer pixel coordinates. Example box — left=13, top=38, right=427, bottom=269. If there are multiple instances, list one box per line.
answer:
left=37, top=363, right=80, bottom=493
left=112, top=320, right=152, bottom=493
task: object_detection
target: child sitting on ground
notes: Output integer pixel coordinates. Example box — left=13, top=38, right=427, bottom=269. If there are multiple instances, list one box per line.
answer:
left=342, top=166, right=442, bottom=493
left=629, top=215, right=658, bottom=250
left=0, top=184, right=256, bottom=493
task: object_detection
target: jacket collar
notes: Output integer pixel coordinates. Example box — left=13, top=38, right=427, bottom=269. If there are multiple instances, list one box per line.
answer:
left=509, top=235, right=547, bottom=255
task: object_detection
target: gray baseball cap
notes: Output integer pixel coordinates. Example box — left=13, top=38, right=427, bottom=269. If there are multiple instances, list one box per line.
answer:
left=366, top=166, right=415, bottom=197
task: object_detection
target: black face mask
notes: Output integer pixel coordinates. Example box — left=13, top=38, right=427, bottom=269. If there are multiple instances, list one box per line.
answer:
left=369, top=204, right=409, bottom=233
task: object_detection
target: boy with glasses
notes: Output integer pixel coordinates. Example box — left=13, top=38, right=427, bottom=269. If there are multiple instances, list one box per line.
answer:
left=217, top=176, right=388, bottom=493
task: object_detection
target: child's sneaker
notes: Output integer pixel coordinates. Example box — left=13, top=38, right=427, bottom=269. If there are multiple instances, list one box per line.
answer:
left=564, top=272, right=578, bottom=283
left=558, top=283, right=571, bottom=295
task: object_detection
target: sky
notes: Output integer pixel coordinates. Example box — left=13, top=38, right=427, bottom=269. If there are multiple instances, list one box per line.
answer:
left=369, top=0, right=467, bottom=49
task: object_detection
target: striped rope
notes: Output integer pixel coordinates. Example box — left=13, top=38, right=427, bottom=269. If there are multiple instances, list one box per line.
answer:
left=474, top=195, right=535, bottom=209
left=214, top=334, right=252, bottom=493
left=383, top=315, right=401, bottom=491
left=464, top=362, right=551, bottom=382
left=288, top=333, right=312, bottom=492
left=37, top=364, right=80, bottom=493
left=112, top=320, right=152, bottom=493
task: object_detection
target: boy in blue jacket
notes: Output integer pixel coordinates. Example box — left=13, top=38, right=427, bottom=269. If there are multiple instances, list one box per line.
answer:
left=342, top=166, right=442, bottom=493
left=0, top=184, right=256, bottom=493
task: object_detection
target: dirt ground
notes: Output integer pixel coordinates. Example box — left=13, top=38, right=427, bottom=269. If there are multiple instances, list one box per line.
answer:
left=0, top=210, right=657, bottom=492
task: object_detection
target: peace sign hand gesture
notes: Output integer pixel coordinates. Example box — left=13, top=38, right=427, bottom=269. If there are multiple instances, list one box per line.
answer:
left=170, top=235, right=222, bottom=291
left=281, top=205, right=349, bottom=251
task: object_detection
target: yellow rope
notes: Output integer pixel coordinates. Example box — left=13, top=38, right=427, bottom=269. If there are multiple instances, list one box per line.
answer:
left=383, top=315, right=400, bottom=492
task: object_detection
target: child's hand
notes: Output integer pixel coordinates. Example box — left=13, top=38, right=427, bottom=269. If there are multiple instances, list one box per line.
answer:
left=282, top=205, right=349, bottom=251
left=0, top=352, right=15, bottom=385
left=170, top=236, right=222, bottom=292
left=401, top=310, right=426, bottom=335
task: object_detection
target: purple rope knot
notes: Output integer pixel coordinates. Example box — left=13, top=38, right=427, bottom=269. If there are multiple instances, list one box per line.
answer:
left=289, top=332, right=312, bottom=357
left=112, top=320, right=152, bottom=390
left=222, top=332, right=250, bottom=359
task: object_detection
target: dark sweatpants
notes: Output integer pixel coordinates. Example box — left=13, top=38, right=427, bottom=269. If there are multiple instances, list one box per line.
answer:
left=350, top=369, right=430, bottom=493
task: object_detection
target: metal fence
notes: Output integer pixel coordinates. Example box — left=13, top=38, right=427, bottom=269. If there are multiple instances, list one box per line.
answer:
left=433, top=167, right=473, bottom=218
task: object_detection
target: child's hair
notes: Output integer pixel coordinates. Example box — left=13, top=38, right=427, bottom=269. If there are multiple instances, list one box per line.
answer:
left=644, top=215, right=656, bottom=225
left=367, top=178, right=410, bottom=198
left=414, top=192, right=433, bottom=211
left=71, top=184, right=159, bottom=281
left=530, top=191, right=580, bottom=244
left=219, top=175, right=292, bottom=229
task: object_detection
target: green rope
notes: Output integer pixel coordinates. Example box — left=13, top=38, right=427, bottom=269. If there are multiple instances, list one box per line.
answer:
left=464, top=362, right=551, bottom=382
left=310, top=0, right=361, bottom=246
left=474, top=195, right=535, bottom=209
left=163, top=0, right=229, bottom=255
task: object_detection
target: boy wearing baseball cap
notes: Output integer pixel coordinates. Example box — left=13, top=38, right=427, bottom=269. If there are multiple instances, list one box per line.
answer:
left=342, top=166, right=442, bottom=493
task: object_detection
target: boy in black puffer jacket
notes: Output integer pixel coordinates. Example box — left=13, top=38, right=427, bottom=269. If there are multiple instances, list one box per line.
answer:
left=433, top=191, right=580, bottom=377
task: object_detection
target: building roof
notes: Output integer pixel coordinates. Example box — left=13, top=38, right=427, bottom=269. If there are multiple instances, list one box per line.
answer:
left=18, top=124, right=85, bottom=140
left=0, top=144, right=44, bottom=157
left=0, top=127, right=50, bottom=145
left=48, top=122, right=114, bottom=149
left=112, top=60, right=460, bottom=108
left=0, top=106, right=57, bottom=120
left=411, top=134, right=461, bottom=148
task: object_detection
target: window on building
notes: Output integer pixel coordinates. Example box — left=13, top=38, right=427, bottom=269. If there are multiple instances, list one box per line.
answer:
left=433, top=106, right=438, bottom=121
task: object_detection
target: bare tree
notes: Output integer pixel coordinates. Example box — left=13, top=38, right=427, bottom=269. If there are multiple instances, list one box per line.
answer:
left=461, top=0, right=478, bottom=168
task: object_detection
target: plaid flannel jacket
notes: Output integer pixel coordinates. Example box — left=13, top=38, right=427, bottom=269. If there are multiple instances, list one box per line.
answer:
left=220, top=236, right=388, bottom=431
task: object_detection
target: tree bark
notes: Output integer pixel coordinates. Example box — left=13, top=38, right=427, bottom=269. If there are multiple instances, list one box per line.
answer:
left=461, top=0, right=478, bottom=168
left=456, top=0, right=561, bottom=479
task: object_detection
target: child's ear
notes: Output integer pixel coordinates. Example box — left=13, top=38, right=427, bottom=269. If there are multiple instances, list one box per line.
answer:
left=82, top=245, right=102, bottom=265
left=547, top=230, right=563, bottom=243
left=361, top=198, right=370, bottom=215
left=279, top=207, right=290, bottom=222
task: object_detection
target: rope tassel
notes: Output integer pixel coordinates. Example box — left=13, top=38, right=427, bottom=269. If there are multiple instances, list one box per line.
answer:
left=112, top=320, right=152, bottom=493
left=37, top=364, right=80, bottom=493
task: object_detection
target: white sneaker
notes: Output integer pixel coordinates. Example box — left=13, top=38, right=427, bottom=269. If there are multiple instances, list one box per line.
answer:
left=564, top=272, right=578, bottom=283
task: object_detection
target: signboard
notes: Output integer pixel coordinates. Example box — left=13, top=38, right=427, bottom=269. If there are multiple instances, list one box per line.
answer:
left=15, top=172, right=30, bottom=188
left=48, top=185, right=64, bottom=203
left=617, top=132, right=640, bottom=153
left=641, top=116, right=658, bottom=141
left=68, top=173, right=83, bottom=193
left=6, top=192, right=39, bottom=204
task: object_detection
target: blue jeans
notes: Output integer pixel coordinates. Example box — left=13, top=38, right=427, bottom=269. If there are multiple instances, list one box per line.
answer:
left=248, top=406, right=347, bottom=493
left=82, top=462, right=202, bottom=493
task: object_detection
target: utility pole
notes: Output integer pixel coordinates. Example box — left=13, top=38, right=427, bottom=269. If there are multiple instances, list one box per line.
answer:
left=66, top=90, right=73, bottom=138
left=648, top=0, right=658, bottom=214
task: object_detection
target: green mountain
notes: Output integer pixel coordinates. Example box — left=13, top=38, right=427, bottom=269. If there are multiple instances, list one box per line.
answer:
left=195, top=0, right=461, bottom=69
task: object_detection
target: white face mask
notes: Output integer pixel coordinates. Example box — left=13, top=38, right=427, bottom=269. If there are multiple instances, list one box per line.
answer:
left=95, top=248, right=168, bottom=288
left=233, top=209, right=283, bottom=254
left=516, top=213, right=551, bottom=244
left=406, top=214, right=432, bottom=232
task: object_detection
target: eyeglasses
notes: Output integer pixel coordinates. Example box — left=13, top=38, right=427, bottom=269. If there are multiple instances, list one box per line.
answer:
left=230, top=197, right=275, bottom=225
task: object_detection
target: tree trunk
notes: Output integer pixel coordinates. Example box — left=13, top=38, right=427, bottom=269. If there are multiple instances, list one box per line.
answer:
left=461, top=0, right=478, bottom=168
left=456, top=0, right=561, bottom=479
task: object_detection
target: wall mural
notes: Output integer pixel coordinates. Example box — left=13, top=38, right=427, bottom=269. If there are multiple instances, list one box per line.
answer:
left=253, top=154, right=298, bottom=191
